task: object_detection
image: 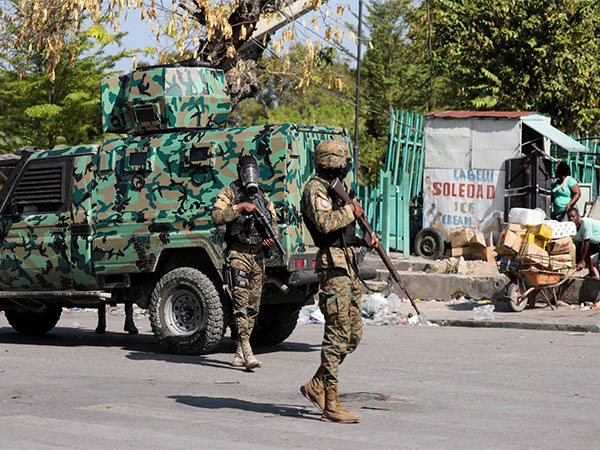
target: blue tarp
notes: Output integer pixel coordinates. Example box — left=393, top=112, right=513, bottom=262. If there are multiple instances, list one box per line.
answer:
left=522, top=114, right=588, bottom=153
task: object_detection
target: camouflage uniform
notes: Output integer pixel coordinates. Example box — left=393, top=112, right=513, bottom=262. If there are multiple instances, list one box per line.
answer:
left=211, top=182, right=277, bottom=344
left=300, top=139, right=364, bottom=422
left=301, top=177, right=362, bottom=390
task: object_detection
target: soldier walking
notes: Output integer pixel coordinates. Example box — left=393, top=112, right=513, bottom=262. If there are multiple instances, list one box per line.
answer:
left=300, top=140, right=378, bottom=423
left=211, top=154, right=277, bottom=370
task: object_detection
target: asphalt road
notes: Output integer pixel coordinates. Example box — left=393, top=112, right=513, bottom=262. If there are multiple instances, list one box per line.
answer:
left=0, top=310, right=599, bottom=449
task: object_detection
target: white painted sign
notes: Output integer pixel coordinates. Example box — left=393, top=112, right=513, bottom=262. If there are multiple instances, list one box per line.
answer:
left=423, top=168, right=505, bottom=239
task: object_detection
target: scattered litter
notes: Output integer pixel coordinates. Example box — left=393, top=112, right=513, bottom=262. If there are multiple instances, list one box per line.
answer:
left=69, top=308, right=80, bottom=312
left=71, top=322, right=80, bottom=329
left=406, top=314, right=438, bottom=327
left=580, top=305, right=591, bottom=311
left=310, top=309, right=324, bottom=324
left=447, top=296, right=469, bottom=305
left=362, top=300, right=403, bottom=325
left=569, top=332, right=586, bottom=336
left=589, top=324, right=600, bottom=333
left=360, top=294, right=437, bottom=326
left=473, top=304, right=495, bottom=321
left=297, top=304, right=325, bottom=325
left=557, top=300, right=569, bottom=306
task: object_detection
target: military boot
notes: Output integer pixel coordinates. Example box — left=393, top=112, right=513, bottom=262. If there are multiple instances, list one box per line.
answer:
left=300, top=372, right=325, bottom=412
left=241, top=339, right=262, bottom=370
left=232, top=341, right=245, bottom=367
left=321, top=388, right=361, bottom=423
left=124, top=303, right=139, bottom=334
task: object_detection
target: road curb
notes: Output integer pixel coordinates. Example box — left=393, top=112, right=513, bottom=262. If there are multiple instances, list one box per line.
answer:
left=430, top=319, right=592, bottom=333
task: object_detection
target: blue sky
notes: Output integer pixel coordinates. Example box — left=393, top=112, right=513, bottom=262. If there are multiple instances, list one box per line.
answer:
left=108, top=0, right=364, bottom=74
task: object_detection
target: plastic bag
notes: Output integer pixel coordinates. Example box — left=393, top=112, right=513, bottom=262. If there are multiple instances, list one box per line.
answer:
left=473, top=304, right=495, bottom=320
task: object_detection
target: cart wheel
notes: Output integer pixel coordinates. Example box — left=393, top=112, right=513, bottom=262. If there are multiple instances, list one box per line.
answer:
left=506, top=282, right=528, bottom=312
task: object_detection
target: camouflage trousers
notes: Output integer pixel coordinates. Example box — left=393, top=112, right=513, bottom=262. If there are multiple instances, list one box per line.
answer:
left=229, top=248, right=265, bottom=341
left=316, top=267, right=362, bottom=390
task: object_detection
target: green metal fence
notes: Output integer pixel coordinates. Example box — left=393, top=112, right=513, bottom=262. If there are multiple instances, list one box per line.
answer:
left=551, top=138, right=600, bottom=194
left=357, top=171, right=410, bottom=255
left=358, top=109, right=425, bottom=255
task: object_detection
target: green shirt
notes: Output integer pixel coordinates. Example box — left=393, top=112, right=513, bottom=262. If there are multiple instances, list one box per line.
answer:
left=575, top=218, right=600, bottom=245
left=552, top=176, right=577, bottom=212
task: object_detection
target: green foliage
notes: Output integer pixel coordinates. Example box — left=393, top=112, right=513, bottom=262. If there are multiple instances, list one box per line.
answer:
left=424, top=0, right=600, bottom=134
left=232, top=44, right=357, bottom=131
left=0, top=24, right=129, bottom=152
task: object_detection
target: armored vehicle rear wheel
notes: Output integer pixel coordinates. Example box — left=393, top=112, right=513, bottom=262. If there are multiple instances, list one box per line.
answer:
left=149, top=267, right=225, bottom=354
left=251, top=308, right=300, bottom=346
left=5, top=306, right=62, bottom=334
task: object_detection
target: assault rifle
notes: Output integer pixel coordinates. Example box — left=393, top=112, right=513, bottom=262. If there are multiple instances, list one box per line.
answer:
left=330, top=178, right=423, bottom=318
left=253, top=206, right=285, bottom=255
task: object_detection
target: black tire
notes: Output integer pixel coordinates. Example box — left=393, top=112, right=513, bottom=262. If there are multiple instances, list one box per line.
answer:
left=149, top=267, right=225, bottom=354
left=414, top=227, right=445, bottom=259
left=5, top=306, right=62, bottom=334
left=251, top=309, right=300, bottom=346
left=506, top=282, right=527, bottom=312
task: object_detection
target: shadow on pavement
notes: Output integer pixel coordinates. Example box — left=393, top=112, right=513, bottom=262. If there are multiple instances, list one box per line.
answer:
left=169, top=395, right=319, bottom=419
left=0, top=327, right=320, bottom=369
left=125, top=339, right=321, bottom=370
left=0, top=326, right=158, bottom=352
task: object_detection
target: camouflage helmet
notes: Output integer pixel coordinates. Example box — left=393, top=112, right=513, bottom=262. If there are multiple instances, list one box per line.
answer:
left=314, top=139, right=350, bottom=169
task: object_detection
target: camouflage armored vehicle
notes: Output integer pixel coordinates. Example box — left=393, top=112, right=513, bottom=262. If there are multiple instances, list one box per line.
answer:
left=0, top=60, right=374, bottom=354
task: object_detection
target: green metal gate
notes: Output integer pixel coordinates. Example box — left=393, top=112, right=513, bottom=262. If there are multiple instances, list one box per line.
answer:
left=551, top=137, right=600, bottom=194
left=358, top=109, right=425, bottom=255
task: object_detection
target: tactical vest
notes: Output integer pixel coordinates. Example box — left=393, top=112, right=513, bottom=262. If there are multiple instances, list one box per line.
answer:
left=303, top=178, right=358, bottom=249
left=226, top=180, right=272, bottom=247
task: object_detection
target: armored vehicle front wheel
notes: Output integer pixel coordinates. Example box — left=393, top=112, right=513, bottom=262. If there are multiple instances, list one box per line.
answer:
left=251, top=308, right=300, bottom=346
left=149, top=267, right=225, bottom=354
left=5, top=306, right=62, bottom=334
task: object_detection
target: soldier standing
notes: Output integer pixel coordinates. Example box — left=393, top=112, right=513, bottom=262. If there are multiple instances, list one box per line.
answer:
left=300, top=140, right=378, bottom=423
left=211, top=155, right=277, bottom=370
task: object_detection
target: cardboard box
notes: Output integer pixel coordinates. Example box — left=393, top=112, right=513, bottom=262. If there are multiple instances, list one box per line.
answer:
left=519, top=242, right=549, bottom=267
left=448, top=246, right=472, bottom=258
left=529, top=224, right=553, bottom=241
left=549, top=253, right=574, bottom=270
left=524, top=232, right=547, bottom=250
left=496, top=230, right=523, bottom=255
left=504, top=223, right=529, bottom=237
left=548, top=236, right=576, bottom=255
left=472, top=246, right=495, bottom=262
left=449, top=228, right=475, bottom=248
left=469, top=232, right=487, bottom=249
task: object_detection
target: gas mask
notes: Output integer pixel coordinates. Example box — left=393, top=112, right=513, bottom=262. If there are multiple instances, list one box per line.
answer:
left=318, top=162, right=351, bottom=182
left=237, top=155, right=259, bottom=195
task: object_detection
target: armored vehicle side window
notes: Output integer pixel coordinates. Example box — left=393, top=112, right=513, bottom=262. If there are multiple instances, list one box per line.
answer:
left=11, top=158, right=72, bottom=215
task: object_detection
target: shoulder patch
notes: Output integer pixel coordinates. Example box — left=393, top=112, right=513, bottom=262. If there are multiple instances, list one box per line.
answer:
left=317, top=197, right=331, bottom=210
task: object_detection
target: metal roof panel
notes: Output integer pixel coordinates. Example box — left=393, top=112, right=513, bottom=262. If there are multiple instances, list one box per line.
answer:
left=428, top=111, right=535, bottom=119
left=521, top=114, right=588, bottom=152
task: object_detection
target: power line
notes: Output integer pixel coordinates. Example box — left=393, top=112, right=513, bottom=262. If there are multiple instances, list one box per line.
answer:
left=254, top=37, right=425, bottom=134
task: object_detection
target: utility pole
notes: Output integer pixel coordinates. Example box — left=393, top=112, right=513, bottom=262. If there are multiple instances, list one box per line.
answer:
left=354, top=0, right=363, bottom=182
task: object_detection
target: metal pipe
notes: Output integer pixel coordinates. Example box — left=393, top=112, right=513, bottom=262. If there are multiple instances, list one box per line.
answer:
left=353, top=0, right=363, bottom=182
